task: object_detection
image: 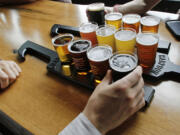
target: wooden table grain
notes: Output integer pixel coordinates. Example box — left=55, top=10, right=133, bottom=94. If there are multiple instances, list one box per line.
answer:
left=0, top=0, right=180, bottom=135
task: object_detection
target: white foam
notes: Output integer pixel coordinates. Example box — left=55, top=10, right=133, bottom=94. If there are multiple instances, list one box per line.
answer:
left=96, top=26, right=115, bottom=36
left=88, top=3, right=104, bottom=11
left=141, top=16, right=160, bottom=26
left=137, top=33, right=159, bottom=46
left=115, top=30, right=136, bottom=41
left=79, top=23, right=98, bottom=33
left=105, top=13, right=122, bottom=21
left=87, top=46, right=112, bottom=61
left=122, top=14, right=141, bottom=24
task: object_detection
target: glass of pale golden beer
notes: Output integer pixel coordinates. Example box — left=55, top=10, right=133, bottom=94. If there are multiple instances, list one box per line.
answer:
left=115, top=28, right=136, bottom=53
left=86, top=3, right=105, bottom=26
left=52, top=34, right=74, bottom=63
left=109, top=51, right=138, bottom=81
left=68, top=39, right=92, bottom=75
left=105, top=12, right=123, bottom=30
left=79, top=22, right=98, bottom=46
left=87, top=45, right=112, bottom=83
left=140, top=16, right=160, bottom=33
left=96, top=25, right=116, bottom=52
left=136, top=33, right=159, bottom=70
left=122, top=14, right=141, bottom=33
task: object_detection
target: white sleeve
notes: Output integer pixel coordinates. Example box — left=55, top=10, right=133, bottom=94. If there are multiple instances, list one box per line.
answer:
left=58, top=113, right=102, bottom=135
left=117, top=0, right=161, bottom=14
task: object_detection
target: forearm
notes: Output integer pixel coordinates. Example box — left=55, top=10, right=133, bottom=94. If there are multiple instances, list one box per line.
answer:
left=0, top=0, right=37, bottom=5
left=116, top=0, right=161, bottom=14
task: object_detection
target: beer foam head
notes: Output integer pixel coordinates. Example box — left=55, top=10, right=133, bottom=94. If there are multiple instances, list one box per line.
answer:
left=136, top=33, right=159, bottom=46
left=87, top=46, right=112, bottom=62
left=109, top=54, right=137, bottom=72
left=68, top=40, right=91, bottom=53
left=115, top=30, right=136, bottom=41
left=96, top=25, right=116, bottom=36
left=88, top=3, right=104, bottom=11
left=141, top=16, right=160, bottom=26
left=122, top=14, right=141, bottom=24
left=79, top=23, right=98, bottom=33
left=105, top=12, right=122, bottom=21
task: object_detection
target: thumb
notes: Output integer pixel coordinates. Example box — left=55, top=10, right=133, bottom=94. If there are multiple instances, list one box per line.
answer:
left=101, top=70, right=112, bottom=85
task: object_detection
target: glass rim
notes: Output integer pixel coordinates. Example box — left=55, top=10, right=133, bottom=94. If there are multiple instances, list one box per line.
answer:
left=140, top=15, right=161, bottom=26
left=136, top=32, right=159, bottom=45
left=109, top=51, right=138, bottom=72
left=114, top=27, right=136, bottom=41
left=105, top=12, right=123, bottom=21
left=87, top=2, right=105, bottom=10
left=87, top=45, right=113, bottom=62
left=68, top=39, right=92, bottom=54
left=79, top=22, right=98, bottom=33
left=52, top=34, right=74, bottom=47
left=96, top=24, right=116, bottom=37
left=122, top=13, right=141, bottom=24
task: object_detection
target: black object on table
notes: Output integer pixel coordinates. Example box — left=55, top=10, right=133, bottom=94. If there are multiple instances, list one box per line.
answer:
left=0, top=110, right=33, bottom=135
left=166, top=20, right=180, bottom=40
left=17, top=40, right=159, bottom=106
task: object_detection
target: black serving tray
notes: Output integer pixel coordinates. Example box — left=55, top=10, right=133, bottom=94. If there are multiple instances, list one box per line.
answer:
left=17, top=41, right=159, bottom=107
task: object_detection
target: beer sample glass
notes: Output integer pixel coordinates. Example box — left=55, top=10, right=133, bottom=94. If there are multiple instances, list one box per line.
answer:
left=122, top=14, right=141, bottom=33
left=105, top=12, right=123, bottom=30
left=115, top=28, right=136, bottom=53
left=109, top=51, right=138, bottom=81
left=140, top=16, right=160, bottom=33
left=52, top=34, right=74, bottom=63
left=87, top=45, right=112, bottom=83
left=68, top=40, right=92, bottom=75
left=86, top=3, right=105, bottom=26
left=79, top=22, right=98, bottom=46
left=96, top=25, right=116, bottom=52
left=136, top=33, right=159, bottom=69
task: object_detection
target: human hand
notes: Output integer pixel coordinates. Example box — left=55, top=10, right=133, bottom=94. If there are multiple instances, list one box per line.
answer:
left=0, top=60, right=21, bottom=89
left=83, top=66, right=145, bottom=134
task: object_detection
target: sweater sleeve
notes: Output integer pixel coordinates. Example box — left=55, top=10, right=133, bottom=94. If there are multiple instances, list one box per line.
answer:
left=58, top=113, right=102, bottom=135
left=116, top=0, right=161, bottom=15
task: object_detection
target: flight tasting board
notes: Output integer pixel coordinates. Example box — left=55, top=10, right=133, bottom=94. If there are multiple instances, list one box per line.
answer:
left=16, top=24, right=179, bottom=108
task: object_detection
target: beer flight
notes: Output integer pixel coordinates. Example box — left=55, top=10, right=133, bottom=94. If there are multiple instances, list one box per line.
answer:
left=52, top=2, right=161, bottom=84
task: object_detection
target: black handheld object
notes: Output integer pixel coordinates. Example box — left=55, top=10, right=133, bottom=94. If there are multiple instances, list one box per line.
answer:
left=50, top=24, right=80, bottom=37
left=166, top=20, right=180, bottom=40
left=18, top=41, right=155, bottom=106
left=0, top=110, right=33, bottom=135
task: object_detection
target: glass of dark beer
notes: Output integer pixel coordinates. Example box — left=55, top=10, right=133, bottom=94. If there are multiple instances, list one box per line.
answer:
left=68, top=39, right=92, bottom=75
left=86, top=3, right=105, bottom=26
left=87, top=45, right=112, bottom=83
left=109, top=51, right=138, bottom=81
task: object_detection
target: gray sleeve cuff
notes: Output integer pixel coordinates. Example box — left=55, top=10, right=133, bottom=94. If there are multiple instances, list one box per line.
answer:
left=58, top=113, right=102, bottom=135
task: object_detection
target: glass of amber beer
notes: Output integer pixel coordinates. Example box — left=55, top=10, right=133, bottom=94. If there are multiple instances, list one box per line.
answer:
left=115, top=27, right=136, bottom=53
left=52, top=34, right=74, bottom=63
left=109, top=51, right=138, bottom=81
left=86, top=3, right=105, bottom=26
left=105, top=12, right=123, bottom=30
left=79, top=22, right=98, bottom=46
left=136, top=33, right=159, bottom=70
left=122, top=14, right=141, bottom=33
left=96, top=25, right=116, bottom=52
left=140, top=16, right=160, bottom=33
left=87, top=45, right=112, bottom=83
left=68, top=39, right=92, bottom=75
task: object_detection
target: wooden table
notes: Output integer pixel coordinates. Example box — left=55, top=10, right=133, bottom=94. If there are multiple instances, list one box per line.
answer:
left=0, top=0, right=180, bottom=135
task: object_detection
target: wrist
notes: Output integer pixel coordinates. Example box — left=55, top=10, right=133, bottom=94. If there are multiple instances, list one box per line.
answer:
left=113, top=4, right=121, bottom=12
left=83, top=110, right=107, bottom=135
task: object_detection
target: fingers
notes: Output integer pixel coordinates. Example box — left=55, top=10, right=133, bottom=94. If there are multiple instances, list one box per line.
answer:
left=0, top=60, right=21, bottom=89
left=101, top=70, right=112, bottom=85
left=0, top=69, right=9, bottom=89
left=111, top=66, right=143, bottom=93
